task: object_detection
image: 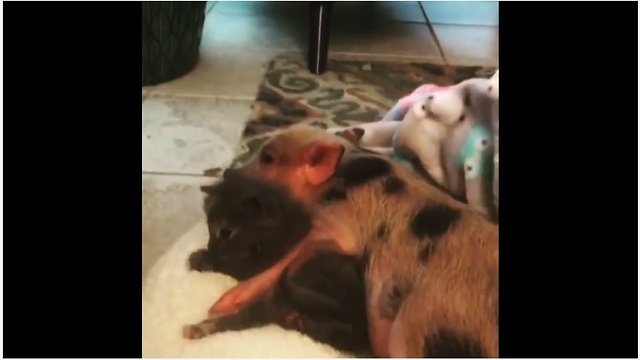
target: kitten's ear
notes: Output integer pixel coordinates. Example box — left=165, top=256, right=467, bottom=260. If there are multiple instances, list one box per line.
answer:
left=222, top=168, right=239, bottom=181
left=201, top=185, right=218, bottom=212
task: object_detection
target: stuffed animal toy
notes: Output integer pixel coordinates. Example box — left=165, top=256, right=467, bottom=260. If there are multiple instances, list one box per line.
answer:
left=439, top=76, right=497, bottom=221
left=390, top=82, right=473, bottom=185
left=329, top=72, right=499, bottom=221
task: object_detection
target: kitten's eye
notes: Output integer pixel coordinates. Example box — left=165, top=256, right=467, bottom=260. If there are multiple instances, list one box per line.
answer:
left=259, top=151, right=274, bottom=165
left=250, top=243, right=263, bottom=257
left=421, top=104, right=426, bottom=111
left=218, top=228, right=233, bottom=239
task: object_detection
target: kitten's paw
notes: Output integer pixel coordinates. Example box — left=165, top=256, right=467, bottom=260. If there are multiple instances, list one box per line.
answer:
left=281, top=311, right=303, bottom=331
left=182, top=324, right=209, bottom=340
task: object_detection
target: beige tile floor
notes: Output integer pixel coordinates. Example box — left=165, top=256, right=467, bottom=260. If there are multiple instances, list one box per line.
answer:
left=142, top=1, right=499, bottom=277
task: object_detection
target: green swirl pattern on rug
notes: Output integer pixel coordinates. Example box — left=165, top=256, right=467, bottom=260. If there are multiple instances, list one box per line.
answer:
left=204, top=54, right=496, bottom=176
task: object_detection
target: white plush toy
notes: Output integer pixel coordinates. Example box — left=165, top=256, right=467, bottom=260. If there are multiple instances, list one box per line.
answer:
left=391, top=78, right=489, bottom=185
left=329, top=78, right=492, bottom=189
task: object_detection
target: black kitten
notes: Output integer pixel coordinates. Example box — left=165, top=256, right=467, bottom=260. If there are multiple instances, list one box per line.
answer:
left=191, top=168, right=312, bottom=280
left=185, top=169, right=371, bottom=355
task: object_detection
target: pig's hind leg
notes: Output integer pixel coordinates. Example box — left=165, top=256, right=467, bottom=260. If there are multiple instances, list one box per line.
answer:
left=389, top=290, right=488, bottom=358
left=364, top=265, right=413, bottom=357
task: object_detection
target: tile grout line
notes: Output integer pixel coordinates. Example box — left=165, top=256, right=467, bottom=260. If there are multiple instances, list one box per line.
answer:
left=206, top=1, right=217, bottom=15
left=144, top=93, right=256, bottom=101
left=142, top=170, right=217, bottom=179
left=418, top=1, right=450, bottom=66
left=330, top=51, right=444, bottom=61
left=428, top=21, right=499, bottom=28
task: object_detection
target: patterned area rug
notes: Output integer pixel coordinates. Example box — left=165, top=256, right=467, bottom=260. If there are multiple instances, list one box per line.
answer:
left=204, top=54, right=496, bottom=176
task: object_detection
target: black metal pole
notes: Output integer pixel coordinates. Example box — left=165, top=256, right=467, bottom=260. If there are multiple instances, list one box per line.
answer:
left=308, top=1, right=333, bottom=75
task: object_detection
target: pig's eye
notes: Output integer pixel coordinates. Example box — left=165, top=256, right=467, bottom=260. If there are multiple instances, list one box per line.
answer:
left=259, top=151, right=274, bottom=165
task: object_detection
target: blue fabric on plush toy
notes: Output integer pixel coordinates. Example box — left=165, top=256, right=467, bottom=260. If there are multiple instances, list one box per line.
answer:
left=382, top=104, right=410, bottom=122
left=455, top=123, right=494, bottom=181
left=387, top=123, right=494, bottom=180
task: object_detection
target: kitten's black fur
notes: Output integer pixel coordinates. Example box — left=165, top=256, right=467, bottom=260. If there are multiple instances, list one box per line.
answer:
left=191, top=168, right=312, bottom=280
left=187, top=169, right=371, bottom=355
left=277, top=252, right=371, bottom=356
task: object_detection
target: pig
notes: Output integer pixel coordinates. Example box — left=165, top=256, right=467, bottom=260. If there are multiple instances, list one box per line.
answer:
left=207, top=124, right=498, bottom=357
left=210, top=125, right=498, bottom=357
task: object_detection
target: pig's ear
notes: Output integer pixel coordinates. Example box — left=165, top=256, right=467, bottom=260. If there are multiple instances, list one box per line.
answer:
left=351, top=127, right=365, bottom=141
left=302, top=141, right=345, bottom=185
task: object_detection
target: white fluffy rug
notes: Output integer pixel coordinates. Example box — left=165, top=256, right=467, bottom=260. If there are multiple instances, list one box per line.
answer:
left=142, top=221, right=349, bottom=358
